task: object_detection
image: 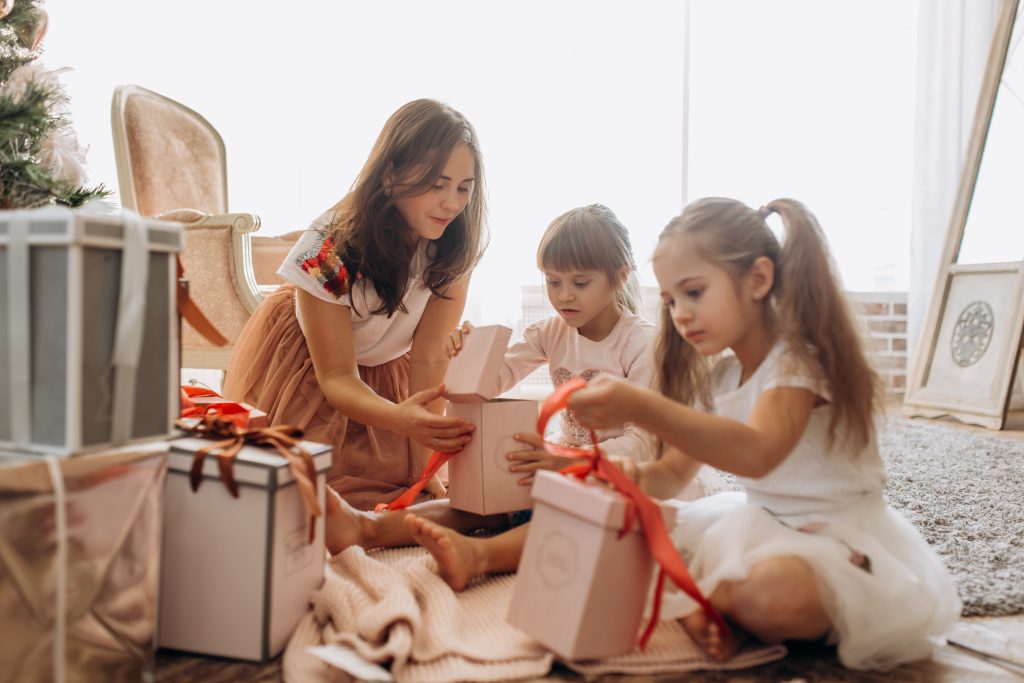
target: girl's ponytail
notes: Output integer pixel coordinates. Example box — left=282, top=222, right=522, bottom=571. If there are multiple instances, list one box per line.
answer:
left=767, top=199, right=881, bottom=449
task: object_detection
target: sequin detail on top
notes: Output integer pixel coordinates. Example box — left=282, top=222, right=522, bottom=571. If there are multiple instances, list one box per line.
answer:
left=297, top=231, right=358, bottom=298
left=550, top=367, right=601, bottom=446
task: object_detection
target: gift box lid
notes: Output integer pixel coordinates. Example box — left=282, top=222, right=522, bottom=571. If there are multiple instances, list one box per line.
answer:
left=443, top=324, right=512, bottom=402
left=169, top=437, right=332, bottom=490
left=0, top=205, right=183, bottom=252
left=530, top=469, right=675, bottom=532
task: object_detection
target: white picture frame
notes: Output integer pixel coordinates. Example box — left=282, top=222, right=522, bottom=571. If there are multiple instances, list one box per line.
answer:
left=904, top=0, right=1024, bottom=429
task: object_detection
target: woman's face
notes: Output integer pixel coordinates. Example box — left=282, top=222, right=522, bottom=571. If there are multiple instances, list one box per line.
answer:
left=393, top=142, right=476, bottom=241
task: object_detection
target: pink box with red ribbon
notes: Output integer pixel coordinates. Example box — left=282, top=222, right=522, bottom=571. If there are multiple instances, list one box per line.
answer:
left=507, top=469, right=677, bottom=661
left=442, top=325, right=538, bottom=515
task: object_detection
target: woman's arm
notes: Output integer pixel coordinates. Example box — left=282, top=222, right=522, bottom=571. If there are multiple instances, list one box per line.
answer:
left=409, top=278, right=470, bottom=406
left=298, top=289, right=471, bottom=452
left=570, top=375, right=818, bottom=479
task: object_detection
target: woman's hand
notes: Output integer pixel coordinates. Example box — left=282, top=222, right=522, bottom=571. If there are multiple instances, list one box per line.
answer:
left=443, top=321, right=474, bottom=359
left=568, top=374, right=640, bottom=430
left=506, top=432, right=588, bottom=486
left=394, top=384, right=474, bottom=452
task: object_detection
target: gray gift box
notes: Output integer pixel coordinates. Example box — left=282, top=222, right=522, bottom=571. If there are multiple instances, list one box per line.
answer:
left=0, top=207, right=182, bottom=455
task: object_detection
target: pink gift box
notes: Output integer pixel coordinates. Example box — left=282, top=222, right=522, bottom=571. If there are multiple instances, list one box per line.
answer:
left=158, top=437, right=332, bottom=661
left=446, top=398, right=538, bottom=515
left=442, top=324, right=511, bottom=402
left=507, top=470, right=676, bottom=661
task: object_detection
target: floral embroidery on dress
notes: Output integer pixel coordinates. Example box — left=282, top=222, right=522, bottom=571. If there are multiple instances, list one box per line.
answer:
left=297, top=232, right=359, bottom=298
left=550, top=367, right=602, bottom=446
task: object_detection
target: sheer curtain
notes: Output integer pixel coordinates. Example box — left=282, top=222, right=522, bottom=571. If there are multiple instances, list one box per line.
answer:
left=909, top=0, right=1001, bottom=356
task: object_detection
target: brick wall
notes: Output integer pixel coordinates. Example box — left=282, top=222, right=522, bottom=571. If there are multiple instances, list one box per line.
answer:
left=847, top=291, right=909, bottom=400
left=516, top=286, right=910, bottom=398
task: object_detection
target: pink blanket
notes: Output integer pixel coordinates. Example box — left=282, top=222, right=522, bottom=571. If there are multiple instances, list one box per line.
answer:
left=284, top=546, right=786, bottom=682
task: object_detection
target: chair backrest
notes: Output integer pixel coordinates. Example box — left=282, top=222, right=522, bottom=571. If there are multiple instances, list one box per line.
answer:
left=111, top=85, right=256, bottom=371
left=112, top=84, right=228, bottom=217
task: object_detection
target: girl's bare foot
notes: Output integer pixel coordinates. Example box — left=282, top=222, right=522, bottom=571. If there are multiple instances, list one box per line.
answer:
left=681, top=609, right=740, bottom=662
left=324, top=487, right=374, bottom=555
left=405, top=514, right=483, bottom=591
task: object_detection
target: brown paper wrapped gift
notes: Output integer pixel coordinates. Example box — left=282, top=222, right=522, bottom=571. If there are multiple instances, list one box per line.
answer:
left=0, top=442, right=168, bottom=683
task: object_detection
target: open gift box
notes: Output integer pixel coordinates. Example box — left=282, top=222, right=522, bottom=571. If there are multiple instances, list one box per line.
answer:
left=443, top=325, right=537, bottom=515
left=158, top=435, right=332, bottom=661
left=507, top=469, right=676, bottom=661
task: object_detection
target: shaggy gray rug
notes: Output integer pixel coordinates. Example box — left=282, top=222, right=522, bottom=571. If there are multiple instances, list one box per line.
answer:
left=880, top=417, right=1024, bottom=617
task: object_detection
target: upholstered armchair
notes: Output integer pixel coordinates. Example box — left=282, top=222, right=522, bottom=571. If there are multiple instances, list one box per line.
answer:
left=111, top=84, right=294, bottom=370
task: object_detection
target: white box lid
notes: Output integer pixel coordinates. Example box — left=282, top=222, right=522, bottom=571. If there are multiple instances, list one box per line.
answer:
left=169, top=437, right=332, bottom=489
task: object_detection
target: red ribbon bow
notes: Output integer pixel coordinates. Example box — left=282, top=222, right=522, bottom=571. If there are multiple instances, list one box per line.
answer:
left=180, top=385, right=264, bottom=430
left=176, top=415, right=322, bottom=544
left=539, top=377, right=732, bottom=649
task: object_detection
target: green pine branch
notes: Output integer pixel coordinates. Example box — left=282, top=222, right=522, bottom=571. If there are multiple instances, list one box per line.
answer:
left=0, top=0, right=111, bottom=209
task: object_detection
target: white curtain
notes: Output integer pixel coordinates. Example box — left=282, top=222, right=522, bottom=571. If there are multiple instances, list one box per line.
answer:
left=909, top=0, right=1002, bottom=357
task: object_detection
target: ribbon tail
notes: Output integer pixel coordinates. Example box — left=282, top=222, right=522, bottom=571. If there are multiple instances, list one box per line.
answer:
left=376, top=450, right=455, bottom=512
left=639, top=568, right=667, bottom=650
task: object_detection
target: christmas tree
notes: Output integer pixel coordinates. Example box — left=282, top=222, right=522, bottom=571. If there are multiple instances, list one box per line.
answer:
left=0, top=0, right=107, bottom=209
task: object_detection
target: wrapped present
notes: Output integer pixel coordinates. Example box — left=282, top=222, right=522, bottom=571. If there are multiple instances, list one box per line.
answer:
left=446, top=399, right=535, bottom=515
left=159, top=428, right=332, bottom=661
left=0, top=442, right=168, bottom=683
left=507, top=469, right=675, bottom=660
left=180, top=385, right=268, bottom=430
left=0, top=207, right=182, bottom=456
left=442, top=324, right=538, bottom=515
left=507, top=379, right=727, bottom=661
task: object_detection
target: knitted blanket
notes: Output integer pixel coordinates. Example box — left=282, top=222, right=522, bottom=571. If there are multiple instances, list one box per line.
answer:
left=283, top=546, right=786, bottom=682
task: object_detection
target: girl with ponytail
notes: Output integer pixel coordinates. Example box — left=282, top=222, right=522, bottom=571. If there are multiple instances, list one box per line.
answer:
left=569, top=198, right=959, bottom=671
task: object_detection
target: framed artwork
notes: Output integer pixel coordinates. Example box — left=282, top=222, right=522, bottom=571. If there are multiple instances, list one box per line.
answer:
left=904, top=0, right=1024, bottom=429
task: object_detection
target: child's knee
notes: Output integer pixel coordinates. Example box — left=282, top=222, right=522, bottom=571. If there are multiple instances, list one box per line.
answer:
left=730, top=556, right=827, bottom=639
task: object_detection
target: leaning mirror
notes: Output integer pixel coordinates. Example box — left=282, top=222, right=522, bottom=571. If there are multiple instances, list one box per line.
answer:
left=904, top=0, right=1024, bottom=429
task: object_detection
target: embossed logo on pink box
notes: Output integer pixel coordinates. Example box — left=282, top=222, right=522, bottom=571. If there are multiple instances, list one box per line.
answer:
left=507, top=470, right=676, bottom=661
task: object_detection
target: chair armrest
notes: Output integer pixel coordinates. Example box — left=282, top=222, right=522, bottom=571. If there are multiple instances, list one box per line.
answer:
left=159, top=208, right=264, bottom=314
left=156, top=209, right=261, bottom=234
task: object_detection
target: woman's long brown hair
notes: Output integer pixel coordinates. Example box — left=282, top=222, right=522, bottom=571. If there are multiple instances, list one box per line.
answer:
left=327, top=99, right=488, bottom=316
left=655, top=197, right=881, bottom=451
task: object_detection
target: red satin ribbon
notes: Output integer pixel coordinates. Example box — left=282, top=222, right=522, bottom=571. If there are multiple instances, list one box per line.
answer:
left=177, top=416, right=322, bottom=544
left=538, top=377, right=732, bottom=649
left=374, top=448, right=456, bottom=513
left=180, top=385, right=261, bottom=430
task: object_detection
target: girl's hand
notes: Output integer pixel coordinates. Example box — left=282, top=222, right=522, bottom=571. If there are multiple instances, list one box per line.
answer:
left=507, top=432, right=588, bottom=486
left=443, top=321, right=474, bottom=359
left=569, top=374, right=638, bottom=429
left=395, top=384, right=475, bottom=452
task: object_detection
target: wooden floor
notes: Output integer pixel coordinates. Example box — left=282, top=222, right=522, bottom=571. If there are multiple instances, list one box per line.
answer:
left=156, top=410, right=1024, bottom=682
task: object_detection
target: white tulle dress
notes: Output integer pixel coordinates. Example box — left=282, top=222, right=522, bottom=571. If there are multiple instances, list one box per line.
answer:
left=660, top=343, right=961, bottom=671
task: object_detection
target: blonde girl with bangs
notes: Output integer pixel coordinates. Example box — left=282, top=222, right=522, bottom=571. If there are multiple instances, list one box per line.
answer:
left=224, top=99, right=487, bottom=512
left=569, top=198, right=959, bottom=671
left=323, top=203, right=726, bottom=590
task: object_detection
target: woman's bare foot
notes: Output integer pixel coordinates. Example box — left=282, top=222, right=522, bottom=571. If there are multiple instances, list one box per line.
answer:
left=681, top=609, right=739, bottom=662
left=404, top=514, right=484, bottom=591
left=324, top=487, right=374, bottom=555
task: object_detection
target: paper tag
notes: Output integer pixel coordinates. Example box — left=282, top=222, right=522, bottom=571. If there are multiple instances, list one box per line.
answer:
left=307, top=644, right=393, bottom=681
